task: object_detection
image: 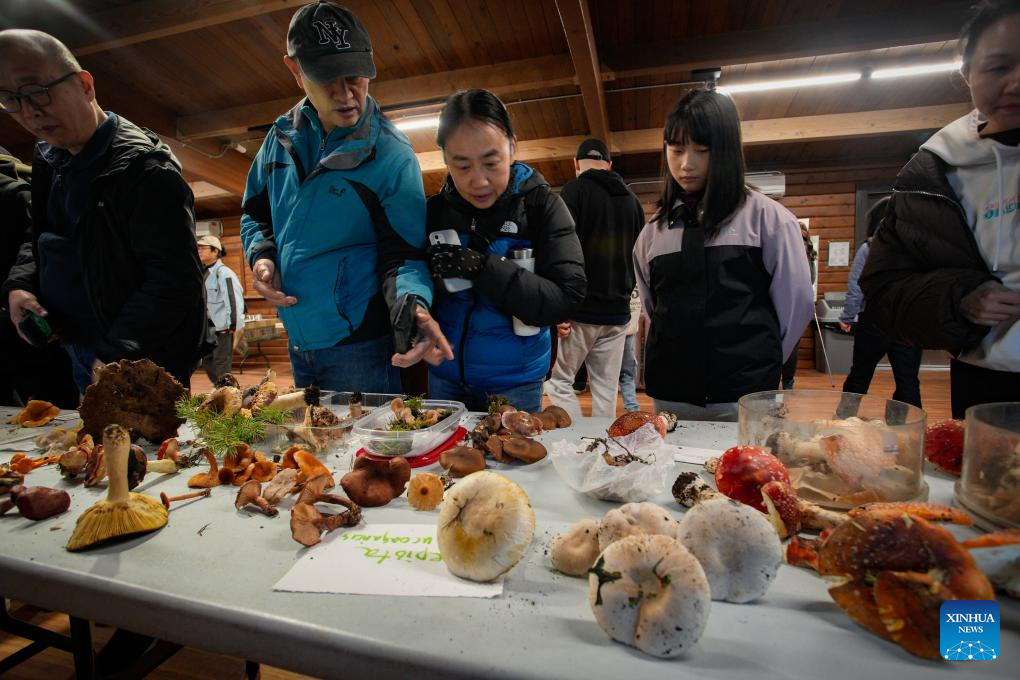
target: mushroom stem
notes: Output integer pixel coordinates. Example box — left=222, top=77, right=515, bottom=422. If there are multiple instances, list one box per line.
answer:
left=103, top=425, right=131, bottom=505
left=159, top=489, right=212, bottom=509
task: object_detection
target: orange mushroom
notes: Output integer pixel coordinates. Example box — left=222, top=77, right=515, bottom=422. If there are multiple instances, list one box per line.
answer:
left=8, top=400, right=60, bottom=427
left=187, top=449, right=222, bottom=488
left=292, top=450, right=334, bottom=487
left=251, top=460, right=277, bottom=483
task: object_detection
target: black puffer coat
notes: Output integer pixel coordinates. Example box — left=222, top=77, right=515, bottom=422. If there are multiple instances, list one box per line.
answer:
left=2, top=117, right=209, bottom=383
left=859, top=150, right=995, bottom=352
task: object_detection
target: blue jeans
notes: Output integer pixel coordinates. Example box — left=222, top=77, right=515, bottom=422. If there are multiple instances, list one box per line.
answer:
left=289, top=336, right=401, bottom=393
left=619, top=334, right=638, bottom=411
left=63, top=342, right=98, bottom=393
left=428, top=372, right=543, bottom=413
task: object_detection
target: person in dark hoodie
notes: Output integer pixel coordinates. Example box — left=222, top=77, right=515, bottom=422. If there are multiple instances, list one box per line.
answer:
left=633, top=90, right=814, bottom=421
left=425, top=89, right=586, bottom=412
left=0, top=30, right=208, bottom=390
left=546, top=138, right=645, bottom=418
left=860, top=0, right=1020, bottom=417
left=0, top=146, right=78, bottom=407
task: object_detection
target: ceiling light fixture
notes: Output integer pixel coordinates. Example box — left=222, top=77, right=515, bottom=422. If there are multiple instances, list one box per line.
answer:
left=394, top=115, right=441, bottom=131
left=717, top=72, right=861, bottom=95
left=871, top=60, right=962, bottom=79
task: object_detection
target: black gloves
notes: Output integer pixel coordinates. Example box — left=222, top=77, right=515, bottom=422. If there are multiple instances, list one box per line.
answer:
left=427, top=243, right=487, bottom=280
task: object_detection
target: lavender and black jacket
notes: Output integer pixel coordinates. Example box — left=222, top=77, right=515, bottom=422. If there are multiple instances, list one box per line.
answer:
left=633, top=189, right=814, bottom=405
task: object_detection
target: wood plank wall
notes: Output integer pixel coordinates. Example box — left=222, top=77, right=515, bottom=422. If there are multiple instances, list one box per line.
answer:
left=215, top=163, right=901, bottom=373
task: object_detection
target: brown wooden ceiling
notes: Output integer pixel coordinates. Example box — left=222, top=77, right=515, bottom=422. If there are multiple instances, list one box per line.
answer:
left=0, top=0, right=975, bottom=217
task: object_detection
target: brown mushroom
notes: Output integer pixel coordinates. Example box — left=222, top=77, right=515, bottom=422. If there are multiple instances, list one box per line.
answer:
left=250, top=460, right=277, bottom=483
left=58, top=437, right=92, bottom=479
left=484, top=435, right=510, bottom=463
left=340, top=456, right=411, bottom=507
left=289, top=479, right=362, bottom=547
left=501, top=411, right=544, bottom=437
left=235, top=480, right=278, bottom=516
left=83, top=444, right=106, bottom=487
left=542, top=405, right=572, bottom=428
left=262, top=468, right=299, bottom=505
left=187, top=449, right=222, bottom=488
left=160, top=489, right=211, bottom=509
left=292, top=450, right=334, bottom=486
left=156, top=438, right=181, bottom=464
left=502, top=436, right=547, bottom=464
left=533, top=411, right=558, bottom=430
left=439, top=446, right=487, bottom=477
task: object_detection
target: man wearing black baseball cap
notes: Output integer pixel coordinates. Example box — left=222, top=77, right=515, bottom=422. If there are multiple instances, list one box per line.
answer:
left=546, top=137, right=645, bottom=418
left=240, top=1, right=451, bottom=393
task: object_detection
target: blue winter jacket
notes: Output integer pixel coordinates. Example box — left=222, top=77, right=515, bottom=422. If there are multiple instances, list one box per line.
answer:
left=240, top=97, right=432, bottom=351
left=427, top=163, right=586, bottom=390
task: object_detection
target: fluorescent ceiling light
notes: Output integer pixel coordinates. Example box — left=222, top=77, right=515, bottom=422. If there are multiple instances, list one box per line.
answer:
left=717, top=72, right=861, bottom=95
left=394, top=115, right=440, bottom=131
left=871, top=60, right=962, bottom=79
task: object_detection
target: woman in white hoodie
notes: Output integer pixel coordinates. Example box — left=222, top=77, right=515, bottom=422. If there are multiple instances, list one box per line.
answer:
left=861, top=0, right=1020, bottom=418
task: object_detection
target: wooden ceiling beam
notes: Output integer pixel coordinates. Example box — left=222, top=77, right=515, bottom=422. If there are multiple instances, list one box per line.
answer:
left=417, top=103, right=970, bottom=173
left=55, top=0, right=309, bottom=56
left=176, top=53, right=577, bottom=141
left=602, top=2, right=970, bottom=80
left=555, top=0, right=610, bottom=142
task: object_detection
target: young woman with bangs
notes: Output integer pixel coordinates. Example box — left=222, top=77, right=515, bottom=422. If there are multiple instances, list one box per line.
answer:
left=632, top=89, right=814, bottom=421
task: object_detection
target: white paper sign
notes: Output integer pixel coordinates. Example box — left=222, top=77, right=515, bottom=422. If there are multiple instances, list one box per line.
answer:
left=828, top=241, right=850, bottom=267
left=274, top=523, right=503, bottom=598
left=673, top=446, right=723, bottom=465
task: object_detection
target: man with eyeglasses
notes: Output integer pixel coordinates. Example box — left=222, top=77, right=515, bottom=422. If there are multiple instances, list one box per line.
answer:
left=0, top=29, right=208, bottom=390
left=240, top=1, right=452, bottom=394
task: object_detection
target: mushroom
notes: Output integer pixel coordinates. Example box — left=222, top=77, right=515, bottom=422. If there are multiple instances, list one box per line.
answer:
left=439, top=446, right=486, bottom=477
left=676, top=497, right=782, bottom=603
left=187, top=449, right=222, bottom=488
left=597, top=502, right=680, bottom=551
left=272, top=388, right=307, bottom=412
left=501, top=436, right=547, bottom=464
left=8, top=399, right=60, bottom=427
left=262, top=468, right=299, bottom=505
left=436, top=471, right=535, bottom=582
left=66, top=425, right=168, bottom=551
left=83, top=445, right=106, bottom=487
left=406, top=473, right=444, bottom=511
left=250, top=459, right=277, bottom=483
left=289, top=476, right=362, bottom=547
left=0, top=467, right=25, bottom=495
left=340, top=456, right=410, bottom=507
left=292, top=450, right=334, bottom=486
left=588, top=534, right=711, bottom=658
left=713, top=445, right=791, bottom=513
left=160, top=489, right=211, bottom=509
left=234, top=480, right=278, bottom=516
left=197, top=386, right=243, bottom=417
left=58, top=435, right=94, bottom=479
left=1, top=485, right=71, bottom=520
left=156, top=438, right=181, bottom=464
left=550, top=518, right=601, bottom=576
left=501, top=410, right=544, bottom=437
left=348, top=391, right=364, bottom=418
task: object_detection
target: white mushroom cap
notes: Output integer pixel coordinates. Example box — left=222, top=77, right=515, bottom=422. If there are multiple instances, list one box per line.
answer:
left=597, top=502, right=680, bottom=551
left=436, top=471, right=536, bottom=582
left=588, top=534, right=711, bottom=658
left=550, top=518, right=601, bottom=577
left=676, top=497, right=782, bottom=603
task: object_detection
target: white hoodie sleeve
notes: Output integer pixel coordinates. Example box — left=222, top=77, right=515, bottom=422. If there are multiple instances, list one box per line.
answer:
left=762, top=205, right=815, bottom=361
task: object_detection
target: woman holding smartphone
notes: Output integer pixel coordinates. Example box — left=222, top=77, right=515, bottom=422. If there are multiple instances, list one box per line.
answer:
left=424, top=89, right=586, bottom=412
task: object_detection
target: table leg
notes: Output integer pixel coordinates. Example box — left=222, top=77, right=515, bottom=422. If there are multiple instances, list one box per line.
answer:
left=69, top=616, right=96, bottom=679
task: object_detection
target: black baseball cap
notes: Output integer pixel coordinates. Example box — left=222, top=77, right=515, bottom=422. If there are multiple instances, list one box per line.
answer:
left=287, top=1, right=376, bottom=83
left=575, top=138, right=611, bottom=162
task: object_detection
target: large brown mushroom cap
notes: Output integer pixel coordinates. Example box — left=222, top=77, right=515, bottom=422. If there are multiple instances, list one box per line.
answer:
left=439, top=446, right=486, bottom=477
left=502, top=437, right=547, bottom=465
left=340, top=456, right=411, bottom=507
left=79, top=359, right=185, bottom=443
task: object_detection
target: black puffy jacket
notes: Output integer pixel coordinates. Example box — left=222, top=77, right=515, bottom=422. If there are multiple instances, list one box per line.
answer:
left=2, top=117, right=209, bottom=383
left=860, top=150, right=994, bottom=352
left=427, top=163, right=586, bottom=389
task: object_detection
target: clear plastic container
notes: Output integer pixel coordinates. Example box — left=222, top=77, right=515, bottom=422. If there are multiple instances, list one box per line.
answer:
left=264, top=391, right=399, bottom=458
left=352, top=399, right=466, bottom=458
left=738, top=389, right=927, bottom=509
left=955, top=402, right=1020, bottom=531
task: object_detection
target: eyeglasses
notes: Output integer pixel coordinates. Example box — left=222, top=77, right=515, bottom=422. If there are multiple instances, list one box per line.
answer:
left=0, top=72, right=79, bottom=114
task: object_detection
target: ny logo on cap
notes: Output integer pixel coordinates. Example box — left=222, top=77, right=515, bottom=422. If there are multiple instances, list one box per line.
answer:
left=312, top=20, right=351, bottom=49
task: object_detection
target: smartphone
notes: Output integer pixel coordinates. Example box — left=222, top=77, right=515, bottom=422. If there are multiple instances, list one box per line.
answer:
left=18, top=312, right=56, bottom=348
left=429, top=229, right=473, bottom=292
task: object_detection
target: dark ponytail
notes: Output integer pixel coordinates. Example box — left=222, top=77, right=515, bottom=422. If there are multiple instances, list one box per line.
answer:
left=960, top=0, right=1020, bottom=72
left=656, top=89, right=747, bottom=234
left=436, top=88, right=515, bottom=148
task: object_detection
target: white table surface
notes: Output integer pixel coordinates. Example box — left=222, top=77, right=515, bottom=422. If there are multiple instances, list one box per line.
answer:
left=1, top=408, right=1017, bottom=679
